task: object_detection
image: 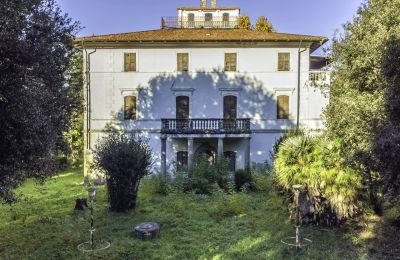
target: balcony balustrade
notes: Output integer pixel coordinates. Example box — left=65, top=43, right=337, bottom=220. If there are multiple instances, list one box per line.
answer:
left=161, top=16, right=240, bottom=29
left=161, top=118, right=251, bottom=134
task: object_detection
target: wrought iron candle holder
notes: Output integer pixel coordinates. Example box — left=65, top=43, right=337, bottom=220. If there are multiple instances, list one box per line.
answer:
left=78, top=187, right=111, bottom=252
left=281, top=184, right=312, bottom=249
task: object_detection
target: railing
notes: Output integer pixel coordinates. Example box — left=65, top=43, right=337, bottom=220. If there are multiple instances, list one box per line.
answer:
left=161, top=118, right=251, bottom=134
left=161, top=16, right=240, bottom=29
left=309, top=71, right=330, bottom=83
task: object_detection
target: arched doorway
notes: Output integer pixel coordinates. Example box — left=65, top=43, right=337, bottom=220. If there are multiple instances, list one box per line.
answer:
left=195, top=143, right=216, bottom=164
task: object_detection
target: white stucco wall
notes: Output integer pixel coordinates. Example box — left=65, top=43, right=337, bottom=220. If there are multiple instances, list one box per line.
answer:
left=84, top=46, right=328, bottom=172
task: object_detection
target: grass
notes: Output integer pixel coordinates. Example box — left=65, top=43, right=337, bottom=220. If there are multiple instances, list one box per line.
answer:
left=0, top=169, right=397, bottom=259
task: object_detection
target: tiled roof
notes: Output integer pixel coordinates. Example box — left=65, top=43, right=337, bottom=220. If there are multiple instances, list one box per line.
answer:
left=76, top=29, right=328, bottom=50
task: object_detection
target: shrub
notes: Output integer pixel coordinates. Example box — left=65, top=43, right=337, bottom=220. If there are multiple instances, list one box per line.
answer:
left=274, top=135, right=362, bottom=225
left=93, top=132, right=152, bottom=212
left=234, top=169, right=253, bottom=191
left=140, top=173, right=168, bottom=196
left=253, top=172, right=273, bottom=193
left=208, top=189, right=248, bottom=220
left=189, top=154, right=230, bottom=194
left=271, top=128, right=305, bottom=159
left=384, top=197, right=400, bottom=227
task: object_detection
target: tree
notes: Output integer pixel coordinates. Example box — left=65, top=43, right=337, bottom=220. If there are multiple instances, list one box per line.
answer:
left=239, top=15, right=252, bottom=30
left=372, top=37, right=400, bottom=196
left=0, top=0, right=79, bottom=203
left=324, top=0, right=400, bottom=206
left=254, top=16, right=275, bottom=32
left=64, top=51, right=84, bottom=168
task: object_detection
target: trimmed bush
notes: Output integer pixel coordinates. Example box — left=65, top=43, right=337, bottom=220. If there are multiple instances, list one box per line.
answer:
left=93, top=132, right=152, bottom=212
left=274, top=135, right=361, bottom=225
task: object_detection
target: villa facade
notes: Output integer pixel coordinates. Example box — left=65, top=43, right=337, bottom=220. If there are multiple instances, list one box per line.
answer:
left=76, top=1, right=330, bottom=177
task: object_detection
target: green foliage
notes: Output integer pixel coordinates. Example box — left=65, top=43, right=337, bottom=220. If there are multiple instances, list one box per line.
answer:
left=93, top=132, right=152, bottom=212
left=234, top=169, right=253, bottom=191
left=254, top=16, right=275, bottom=32
left=189, top=154, right=230, bottom=194
left=383, top=197, right=400, bottom=226
left=63, top=52, right=84, bottom=168
left=239, top=15, right=252, bottom=30
left=208, top=189, right=249, bottom=220
left=253, top=172, right=273, bottom=193
left=274, top=135, right=362, bottom=224
left=372, top=37, right=400, bottom=195
left=272, top=128, right=305, bottom=158
left=0, top=0, right=79, bottom=203
left=324, top=0, right=400, bottom=203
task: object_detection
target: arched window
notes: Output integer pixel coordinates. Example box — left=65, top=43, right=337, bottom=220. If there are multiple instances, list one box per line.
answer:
left=124, top=96, right=137, bottom=120
left=188, top=13, right=195, bottom=28
left=277, top=95, right=289, bottom=119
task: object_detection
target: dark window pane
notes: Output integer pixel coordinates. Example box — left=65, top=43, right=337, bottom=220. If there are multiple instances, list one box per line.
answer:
left=224, top=151, right=236, bottom=172
left=224, top=95, right=237, bottom=119
left=177, top=151, right=188, bottom=171
left=176, top=96, right=189, bottom=119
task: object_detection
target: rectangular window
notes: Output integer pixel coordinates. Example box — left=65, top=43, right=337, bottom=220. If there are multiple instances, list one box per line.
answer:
left=277, top=95, right=289, bottom=119
left=278, top=53, right=290, bottom=71
left=225, top=53, right=237, bottom=72
left=177, top=53, right=189, bottom=72
left=124, top=53, right=136, bottom=72
left=177, top=151, right=188, bottom=171
left=124, top=96, right=137, bottom=120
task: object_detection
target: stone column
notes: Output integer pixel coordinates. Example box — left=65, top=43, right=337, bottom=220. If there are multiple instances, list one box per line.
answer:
left=161, top=136, right=167, bottom=177
left=188, top=137, right=194, bottom=176
left=217, top=138, right=224, bottom=163
left=244, top=137, right=251, bottom=169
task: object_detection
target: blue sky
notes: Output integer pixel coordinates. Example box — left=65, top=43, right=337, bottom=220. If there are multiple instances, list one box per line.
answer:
left=57, top=0, right=363, bottom=46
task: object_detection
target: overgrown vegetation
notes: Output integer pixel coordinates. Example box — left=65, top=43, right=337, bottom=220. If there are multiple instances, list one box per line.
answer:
left=93, top=132, right=152, bottom=212
left=274, top=134, right=362, bottom=225
left=0, top=169, right=397, bottom=259
left=324, top=0, right=400, bottom=212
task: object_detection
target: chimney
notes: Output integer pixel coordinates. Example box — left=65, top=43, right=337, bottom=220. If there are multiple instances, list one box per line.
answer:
left=201, top=0, right=206, bottom=7
left=211, top=0, right=217, bottom=8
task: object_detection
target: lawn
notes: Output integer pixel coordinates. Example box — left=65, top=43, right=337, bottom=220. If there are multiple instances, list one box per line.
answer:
left=0, top=169, right=396, bottom=259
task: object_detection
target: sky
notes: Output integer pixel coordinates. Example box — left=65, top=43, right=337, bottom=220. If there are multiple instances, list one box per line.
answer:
left=57, top=0, right=363, bottom=52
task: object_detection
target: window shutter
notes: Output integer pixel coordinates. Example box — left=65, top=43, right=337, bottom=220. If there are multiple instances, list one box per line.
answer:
left=278, top=53, right=290, bottom=71
left=277, top=95, right=289, bottom=119
left=177, top=53, right=189, bottom=72
left=124, top=53, right=136, bottom=72
left=124, top=96, right=136, bottom=120
left=225, top=53, right=237, bottom=72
